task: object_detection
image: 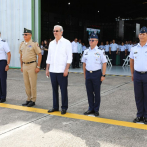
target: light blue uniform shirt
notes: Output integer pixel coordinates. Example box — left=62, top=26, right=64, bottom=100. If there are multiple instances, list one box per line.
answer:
left=0, top=38, right=10, bottom=60
left=77, top=42, right=82, bottom=54
left=120, top=45, right=126, bottom=52
left=125, top=44, right=129, bottom=49
left=104, top=45, right=110, bottom=52
left=82, top=46, right=107, bottom=71
left=129, top=43, right=147, bottom=72
left=128, top=44, right=133, bottom=52
left=99, top=45, right=105, bottom=49
left=110, top=43, right=118, bottom=51
left=82, top=45, right=86, bottom=51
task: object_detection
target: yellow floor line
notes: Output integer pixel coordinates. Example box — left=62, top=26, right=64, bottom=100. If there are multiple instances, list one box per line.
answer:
left=0, top=103, right=147, bottom=130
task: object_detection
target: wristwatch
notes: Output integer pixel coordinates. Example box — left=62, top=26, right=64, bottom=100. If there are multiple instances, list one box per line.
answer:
left=37, top=66, right=40, bottom=69
left=7, top=64, right=9, bottom=66
left=102, top=75, right=105, bottom=77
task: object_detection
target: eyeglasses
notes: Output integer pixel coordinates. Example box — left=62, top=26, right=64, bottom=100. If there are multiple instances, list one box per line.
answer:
left=53, top=30, right=60, bottom=33
left=89, top=39, right=97, bottom=42
left=22, top=34, right=30, bottom=36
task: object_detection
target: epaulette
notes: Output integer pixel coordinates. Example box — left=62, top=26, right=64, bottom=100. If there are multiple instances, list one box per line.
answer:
left=98, top=47, right=104, bottom=50
left=1, top=40, right=6, bottom=42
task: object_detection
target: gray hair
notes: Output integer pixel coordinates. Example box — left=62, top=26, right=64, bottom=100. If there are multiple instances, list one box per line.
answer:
left=54, top=25, right=63, bottom=32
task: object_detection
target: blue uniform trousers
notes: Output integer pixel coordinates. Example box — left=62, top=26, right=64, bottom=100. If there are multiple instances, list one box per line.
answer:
left=86, top=70, right=102, bottom=112
left=134, top=71, right=147, bottom=118
left=111, top=51, right=116, bottom=65
left=50, top=72, right=68, bottom=110
left=0, top=60, right=7, bottom=100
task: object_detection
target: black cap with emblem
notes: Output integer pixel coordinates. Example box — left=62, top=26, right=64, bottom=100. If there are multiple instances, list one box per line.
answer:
left=24, top=28, right=32, bottom=34
left=90, top=34, right=98, bottom=39
left=140, top=26, right=147, bottom=33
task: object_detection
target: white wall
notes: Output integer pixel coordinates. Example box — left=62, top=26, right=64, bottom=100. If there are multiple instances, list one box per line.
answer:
left=0, top=0, right=32, bottom=67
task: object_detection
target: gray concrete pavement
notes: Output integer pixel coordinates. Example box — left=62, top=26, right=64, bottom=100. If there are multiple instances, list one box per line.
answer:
left=0, top=69, right=147, bottom=147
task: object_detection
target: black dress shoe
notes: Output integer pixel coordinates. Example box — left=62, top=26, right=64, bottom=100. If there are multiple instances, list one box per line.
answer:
left=22, top=101, right=31, bottom=106
left=94, top=112, right=99, bottom=117
left=27, top=101, right=35, bottom=107
left=0, top=99, right=6, bottom=103
left=61, top=109, right=67, bottom=115
left=84, top=110, right=94, bottom=115
left=143, top=118, right=147, bottom=125
left=48, top=108, right=59, bottom=113
left=133, top=117, right=143, bottom=123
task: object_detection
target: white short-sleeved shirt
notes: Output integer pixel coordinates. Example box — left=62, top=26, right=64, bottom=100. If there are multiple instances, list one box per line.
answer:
left=104, top=45, right=110, bottom=52
left=71, top=41, right=78, bottom=53
left=129, top=43, right=147, bottom=72
left=119, top=45, right=126, bottom=52
left=81, top=46, right=107, bottom=71
left=0, top=38, right=10, bottom=60
left=46, top=37, right=72, bottom=73
left=110, top=43, right=118, bottom=51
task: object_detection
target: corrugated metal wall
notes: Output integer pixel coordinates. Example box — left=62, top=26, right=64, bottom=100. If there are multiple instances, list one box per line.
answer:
left=0, top=0, right=32, bottom=68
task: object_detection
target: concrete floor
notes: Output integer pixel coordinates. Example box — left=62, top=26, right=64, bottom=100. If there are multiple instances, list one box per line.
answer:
left=0, top=69, right=147, bottom=147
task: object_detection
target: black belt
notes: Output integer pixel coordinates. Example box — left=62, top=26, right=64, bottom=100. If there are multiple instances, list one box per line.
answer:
left=23, top=61, right=36, bottom=64
left=86, top=69, right=101, bottom=73
left=135, top=70, right=147, bottom=74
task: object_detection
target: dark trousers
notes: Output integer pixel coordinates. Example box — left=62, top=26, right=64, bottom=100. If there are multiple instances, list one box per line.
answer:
left=105, top=52, right=110, bottom=58
left=120, top=51, right=125, bottom=66
left=86, top=70, right=102, bottom=112
left=41, top=55, right=44, bottom=68
left=50, top=72, right=68, bottom=110
left=0, top=60, right=7, bottom=100
left=72, top=53, right=79, bottom=68
left=111, top=51, right=116, bottom=65
left=43, top=51, right=48, bottom=69
left=134, top=71, right=147, bottom=118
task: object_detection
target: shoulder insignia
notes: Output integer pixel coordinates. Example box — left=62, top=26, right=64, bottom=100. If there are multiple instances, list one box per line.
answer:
left=98, top=47, right=104, bottom=50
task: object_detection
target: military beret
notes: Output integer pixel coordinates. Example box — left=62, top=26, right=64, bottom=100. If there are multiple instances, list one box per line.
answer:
left=24, top=28, right=32, bottom=34
left=89, top=34, right=98, bottom=39
left=140, top=26, right=147, bottom=33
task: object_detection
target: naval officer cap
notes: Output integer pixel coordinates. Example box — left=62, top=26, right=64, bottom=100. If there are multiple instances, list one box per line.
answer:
left=140, top=26, right=147, bottom=33
left=90, top=34, right=98, bottom=39
left=24, top=28, right=32, bottom=34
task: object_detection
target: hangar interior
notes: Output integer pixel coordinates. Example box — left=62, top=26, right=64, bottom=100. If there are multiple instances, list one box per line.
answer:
left=41, top=0, right=147, bottom=45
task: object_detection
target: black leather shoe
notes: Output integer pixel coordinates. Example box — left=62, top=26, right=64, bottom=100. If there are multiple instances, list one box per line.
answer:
left=84, top=110, right=94, bottom=115
left=48, top=108, right=59, bottom=113
left=0, top=99, right=6, bottom=103
left=94, top=112, right=99, bottom=117
left=143, top=118, right=147, bottom=125
left=61, top=109, right=67, bottom=115
left=22, top=101, right=31, bottom=106
left=133, top=117, right=143, bottom=123
left=27, top=101, right=35, bottom=107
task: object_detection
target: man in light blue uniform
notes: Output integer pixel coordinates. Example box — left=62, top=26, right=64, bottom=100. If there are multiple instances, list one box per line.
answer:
left=120, top=41, right=126, bottom=65
left=128, top=41, right=133, bottom=56
left=82, top=42, right=86, bottom=54
left=130, top=26, right=147, bottom=124
left=0, top=32, right=11, bottom=103
left=104, top=41, right=110, bottom=57
left=77, top=39, right=82, bottom=68
left=99, top=42, right=105, bottom=49
left=109, top=40, right=119, bottom=65
left=82, top=34, right=107, bottom=116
